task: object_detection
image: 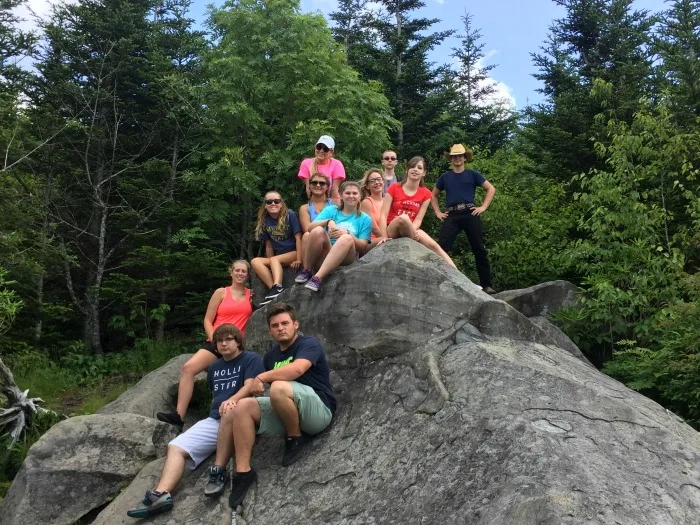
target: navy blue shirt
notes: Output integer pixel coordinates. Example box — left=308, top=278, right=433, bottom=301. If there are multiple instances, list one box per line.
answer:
left=259, top=210, right=302, bottom=255
left=263, top=335, right=336, bottom=414
left=435, top=169, right=487, bottom=207
left=208, top=351, right=264, bottom=419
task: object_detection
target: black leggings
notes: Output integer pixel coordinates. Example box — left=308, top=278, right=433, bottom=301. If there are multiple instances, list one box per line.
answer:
left=438, top=210, right=492, bottom=287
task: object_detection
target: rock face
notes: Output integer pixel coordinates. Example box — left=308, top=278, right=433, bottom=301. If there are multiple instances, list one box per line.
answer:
left=98, top=354, right=190, bottom=418
left=494, top=280, right=588, bottom=363
left=4, top=238, right=700, bottom=524
left=0, top=413, right=177, bottom=525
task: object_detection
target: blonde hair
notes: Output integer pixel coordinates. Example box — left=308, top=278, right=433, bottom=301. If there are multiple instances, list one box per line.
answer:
left=254, top=192, right=290, bottom=239
left=228, top=259, right=250, bottom=275
left=402, top=156, right=426, bottom=187
left=338, top=181, right=362, bottom=217
left=360, top=168, right=383, bottom=197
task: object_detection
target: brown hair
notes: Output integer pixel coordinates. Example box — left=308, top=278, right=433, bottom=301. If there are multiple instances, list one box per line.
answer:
left=254, top=191, right=290, bottom=239
left=360, top=168, right=383, bottom=197
left=338, top=181, right=363, bottom=216
left=402, top=156, right=427, bottom=187
left=267, top=302, right=298, bottom=325
left=212, top=323, right=245, bottom=350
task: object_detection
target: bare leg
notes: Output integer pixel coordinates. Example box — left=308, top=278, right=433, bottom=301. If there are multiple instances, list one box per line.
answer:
left=300, top=232, right=311, bottom=267
left=231, top=398, right=261, bottom=473
left=387, top=215, right=415, bottom=239
left=415, top=230, right=458, bottom=268
left=251, top=257, right=273, bottom=289
left=176, top=350, right=218, bottom=418
left=269, top=251, right=297, bottom=285
left=214, top=409, right=235, bottom=467
left=315, top=234, right=356, bottom=280
left=304, top=228, right=331, bottom=272
left=269, top=381, right=300, bottom=436
left=155, top=445, right=189, bottom=493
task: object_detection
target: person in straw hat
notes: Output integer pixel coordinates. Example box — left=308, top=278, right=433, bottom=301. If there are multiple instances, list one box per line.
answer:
left=431, top=144, right=496, bottom=294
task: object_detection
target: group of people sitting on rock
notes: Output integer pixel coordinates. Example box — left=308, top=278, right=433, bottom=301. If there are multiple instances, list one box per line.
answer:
left=127, top=137, right=497, bottom=518
left=251, top=136, right=496, bottom=305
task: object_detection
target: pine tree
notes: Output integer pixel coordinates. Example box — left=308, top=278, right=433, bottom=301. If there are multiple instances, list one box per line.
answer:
left=656, top=0, right=700, bottom=126
left=523, top=0, right=655, bottom=182
left=449, top=13, right=516, bottom=151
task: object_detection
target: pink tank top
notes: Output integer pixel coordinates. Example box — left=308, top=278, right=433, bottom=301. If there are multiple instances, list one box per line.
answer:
left=366, top=197, right=382, bottom=240
left=212, top=287, right=253, bottom=335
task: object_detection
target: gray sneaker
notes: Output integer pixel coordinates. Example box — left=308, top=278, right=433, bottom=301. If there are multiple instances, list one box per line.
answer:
left=126, top=489, right=173, bottom=518
left=304, top=276, right=322, bottom=292
left=204, top=465, right=227, bottom=497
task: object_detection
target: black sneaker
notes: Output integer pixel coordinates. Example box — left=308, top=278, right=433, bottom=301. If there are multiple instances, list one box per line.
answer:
left=282, top=434, right=311, bottom=466
left=204, top=465, right=227, bottom=497
left=126, top=489, right=173, bottom=518
left=229, top=469, right=257, bottom=508
left=482, top=286, right=497, bottom=295
left=156, top=411, right=184, bottom=432
left=259, top=285, right=284, bottom=306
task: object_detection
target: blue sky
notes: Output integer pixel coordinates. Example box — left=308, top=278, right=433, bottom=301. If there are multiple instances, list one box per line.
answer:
left=294, top=0, right=669, bottom=109
left=20, top=0, right=669, bottom=108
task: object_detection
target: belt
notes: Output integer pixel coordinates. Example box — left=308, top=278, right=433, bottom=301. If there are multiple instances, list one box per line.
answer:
left=446, top=203, right=475, bottom=212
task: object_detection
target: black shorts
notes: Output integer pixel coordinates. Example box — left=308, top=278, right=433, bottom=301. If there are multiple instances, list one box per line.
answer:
left=200, top=340, right=221, bottom=358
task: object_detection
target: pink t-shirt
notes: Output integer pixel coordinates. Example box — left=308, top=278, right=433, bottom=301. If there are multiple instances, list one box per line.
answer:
left=297, top=158, right=346, bottom=183
left=386, top=183, right=432, bottom=224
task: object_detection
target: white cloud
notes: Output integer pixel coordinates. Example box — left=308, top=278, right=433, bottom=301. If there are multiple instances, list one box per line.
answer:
left=453, top=50, right=517, bottom=111
left=435, top=0, right=446, bottom=5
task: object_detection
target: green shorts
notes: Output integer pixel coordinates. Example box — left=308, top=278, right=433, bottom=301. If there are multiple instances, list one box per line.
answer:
left=256, top=381, right=333, bottom=436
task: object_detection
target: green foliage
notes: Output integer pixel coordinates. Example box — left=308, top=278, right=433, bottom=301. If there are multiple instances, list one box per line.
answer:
left=556, top=99, right=698, bottom=365
left=602, top=274, right=700, bottom=425
left=0, top=268, right=22, bottom=336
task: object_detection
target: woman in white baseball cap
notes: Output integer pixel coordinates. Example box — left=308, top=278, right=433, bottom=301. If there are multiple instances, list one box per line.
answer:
left=297, top=135, right=346, bottom=205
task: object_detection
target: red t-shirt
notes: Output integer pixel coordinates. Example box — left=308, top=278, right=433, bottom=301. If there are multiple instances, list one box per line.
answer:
left=386, top=183, right=432, bottom=224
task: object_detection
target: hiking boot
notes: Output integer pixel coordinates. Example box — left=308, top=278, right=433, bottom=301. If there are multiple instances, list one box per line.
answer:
left=156, top=412, right=184, bottom=432
left=282, top=434, right=312, bottom=466
left=229, top=469, right=257, bottom=508
left=295, top=268, right=313, bottom=284
left=304, top=276, right=322, bottom=292
left=126, top=489, right=173, bottom=518
left=482, top=286, right=496, bottom=295
left=259, top=284, right=284, bottom=306
left=204, top=465, right=227, bottom=497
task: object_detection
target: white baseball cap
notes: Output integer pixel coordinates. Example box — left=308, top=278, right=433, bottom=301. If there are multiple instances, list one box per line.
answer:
left=316, top=135, right=335, bottom=149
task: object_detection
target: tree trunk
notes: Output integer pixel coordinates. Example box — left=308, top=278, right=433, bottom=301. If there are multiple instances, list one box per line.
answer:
left=395, top=6, right=403, bottom=147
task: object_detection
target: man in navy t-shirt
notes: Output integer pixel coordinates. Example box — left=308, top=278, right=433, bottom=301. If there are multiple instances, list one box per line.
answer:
left=222, top=302, right=336, bottom=509
left=431, top=143, right=497, bottom=294
left=127, top=324, right=263, bottom=519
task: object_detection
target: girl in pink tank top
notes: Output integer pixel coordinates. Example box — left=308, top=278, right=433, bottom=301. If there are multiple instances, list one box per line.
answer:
left=156, top=260, right=254, bottom=429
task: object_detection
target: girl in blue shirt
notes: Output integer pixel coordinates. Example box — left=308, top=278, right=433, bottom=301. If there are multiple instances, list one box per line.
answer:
left=294, top=181, right=372, bottom=292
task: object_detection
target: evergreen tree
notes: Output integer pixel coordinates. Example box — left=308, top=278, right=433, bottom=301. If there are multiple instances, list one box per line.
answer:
left=656, top=0, right=700, bottom=126
left=449, top=13, right=517, bottom=151
left=523, top=0, right=655, bottom=182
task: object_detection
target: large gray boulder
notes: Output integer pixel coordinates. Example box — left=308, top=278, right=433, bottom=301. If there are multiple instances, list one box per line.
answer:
left=0, top=413, right=177, bottom=525
left=91, top=239, right=700, bottom=524
left=494, top=280, right=587, bottom=364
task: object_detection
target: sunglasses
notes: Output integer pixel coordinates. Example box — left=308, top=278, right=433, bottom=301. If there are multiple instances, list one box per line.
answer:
left=310, top=180, right=328, bottom=187
left=383, top=156, right=397, bottom=161
left=368, top=178, right=383, bottom=184
left=315, top=144, right=330, bottom=152
left=265, top=198, right=282, bottom=205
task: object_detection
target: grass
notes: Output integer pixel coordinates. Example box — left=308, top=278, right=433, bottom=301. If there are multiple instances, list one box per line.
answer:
left=0, top=338, right=190, bottom=498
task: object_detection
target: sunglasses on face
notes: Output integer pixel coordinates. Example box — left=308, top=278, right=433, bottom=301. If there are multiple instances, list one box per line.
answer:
left=310, top=180, right=328, bottom=187
left=383, top=156, right=397, bottom=161
left=265, top=198, right=282, bottom=205
left=368, top=178, right=383, bottom=184
left=315, top=144, right=330, bottom=153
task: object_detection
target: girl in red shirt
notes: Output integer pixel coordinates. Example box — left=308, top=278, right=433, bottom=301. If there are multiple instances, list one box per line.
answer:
left=157, top=260, right=254, bottom=430
left=378, top=156, right=457, bottom=268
